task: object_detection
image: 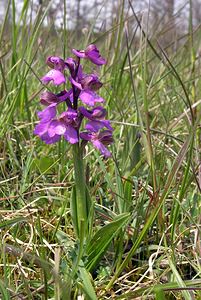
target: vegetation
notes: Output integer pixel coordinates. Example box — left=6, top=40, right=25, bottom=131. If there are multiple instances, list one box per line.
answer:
left=0, top=0, right=201, bottom=299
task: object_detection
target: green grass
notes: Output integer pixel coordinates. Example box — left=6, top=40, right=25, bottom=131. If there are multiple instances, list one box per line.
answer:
left=0, top=0, right=201, bottom=299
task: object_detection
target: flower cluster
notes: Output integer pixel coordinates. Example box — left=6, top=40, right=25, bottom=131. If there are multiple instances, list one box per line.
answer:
left=34, top=45, right=113, bottom=157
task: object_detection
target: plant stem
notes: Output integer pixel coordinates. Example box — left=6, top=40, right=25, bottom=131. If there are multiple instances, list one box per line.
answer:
left=72, top=143, right=87, bottom=238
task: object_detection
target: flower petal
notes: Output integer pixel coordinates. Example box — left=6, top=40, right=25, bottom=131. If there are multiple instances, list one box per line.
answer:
left=85, top=45, right=106, bottom=65
left=85, top=120, right=105, bottom=132
left=37, top=104, right=56, bottom=122
left=64, top=126, right=78, bottom=144
left=46, top=56, right=66, bottom=71
left=98, top=130, right=114, bottom=145
left=41, top=132, right=61, bottom=144
left=73, top=45, right=106, bottom=65
left=101, top=120, right=113, bottom=131
left=85, top=120, right=113, bottom=132
left=87, top=52, right=106, bottom=66
left=72, top=49, right=86, bottom=58
left=41, top=69, right=66, bottom=86
left=40, top=91, right=58, bottom=106
left=65, top=57, right=77, bottom=75
left=81, top=74, right=102, bottom=91
left=34, top=121, right=49, bottom=136
left=69, top=76, right=82, bottom=90
left=80, top=132, right=92, bottom=141
left=60, top=108, right=77, bottom=120
left=79, top=90, right=104, bottom=106
left=79, top=106, right=106, bottom=120
left=92, top=140, right=111, bottom=157
left=48, top=120, right=66, bottom=137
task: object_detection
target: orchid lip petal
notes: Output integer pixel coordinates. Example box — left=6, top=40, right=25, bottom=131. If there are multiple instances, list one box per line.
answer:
left=79, top=90, right=104, bottom=106
left=41, top=70, right=66, bottom=86
left=64, top=126, right=79, bottom=144
left=80, top=129, right=113, bottom=157
left=48, top=120, right=67, bottom=137
left=37, top=103, right=57, bottom=122
left=92, top=140, right=111, bottom=157
left=34, top=121, right=49, bottom=136
left=41, top=132, right=61, bottom=144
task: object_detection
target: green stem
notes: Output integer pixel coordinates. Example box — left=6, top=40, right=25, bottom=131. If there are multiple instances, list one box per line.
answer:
left=72, top=143, right=87, bottom=238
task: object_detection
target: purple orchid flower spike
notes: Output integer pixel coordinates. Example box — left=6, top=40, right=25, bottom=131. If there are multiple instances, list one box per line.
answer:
left=34, top=45, right=113, bottom=158
left=72, top=44, right=106, bottom=66
left=80, top=130, right=113, bottom=157
left=79, top=106, right=113, bottom=132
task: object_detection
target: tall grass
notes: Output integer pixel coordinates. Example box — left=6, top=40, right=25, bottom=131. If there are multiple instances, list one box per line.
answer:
left=0, top=1, right=201, bottom=299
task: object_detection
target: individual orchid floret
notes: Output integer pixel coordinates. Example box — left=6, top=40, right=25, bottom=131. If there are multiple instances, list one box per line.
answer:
left=80, top=130, right=113, bottom=157
left=41, top=69, right=66, bottom=86
left=34, top=107, right=79, bottom=144
left=34, top=121, right=61, bottom=144
left=79, top=106, right=106, bottom=119
left=34, top=107, right=61, bottom=144
left=46, top=56, right=66, bottom=72
left=79, top=106, right=113, bottom=132
left=40, top=91, right=58, bottom=106
left=70, top=70, right=104, bottom=106
left=72, top=44, right=106, bottom=66
left=80, top=74, right=103, bottom=91
left=69, top=65, right=103, bottom=91
left=34, top=103, right=59, bottom=143
left=41, top=56, right=66, bottom=86
left=49, top=108, right=79, bottom=144
left=40, top=90, right=72, bottom=106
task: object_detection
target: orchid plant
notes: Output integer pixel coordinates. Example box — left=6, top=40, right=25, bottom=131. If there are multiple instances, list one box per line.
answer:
left=34, top=45, right=113, bottom=239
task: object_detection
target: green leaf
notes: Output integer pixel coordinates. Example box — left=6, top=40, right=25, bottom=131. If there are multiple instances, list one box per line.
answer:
left=78, top=261, right=97, bottom=300
left=0, top=280, right=11, bottom=300
left=86, top=213, right=130, bottom=271
left=0, top=217, right=25, bottom=230
left=70, top=186, right=79, bottom=237
left=154, top=287, right=166, bottom=300
left=168, top=258, right=192, bottom=300
left=32, top=157, right=55, bottom=174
